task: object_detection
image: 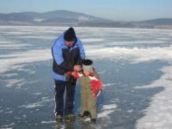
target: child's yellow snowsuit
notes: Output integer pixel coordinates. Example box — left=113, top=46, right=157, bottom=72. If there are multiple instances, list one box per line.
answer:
left=79, top=71, right=101, bottom=119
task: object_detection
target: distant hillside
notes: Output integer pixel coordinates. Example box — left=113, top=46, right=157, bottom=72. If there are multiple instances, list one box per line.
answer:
left=0, top=10, right=172, bottom=29
left=140, top=18, right=172, bottom=25
left=131, top=18, right=172, bottom=29
left=0, top=10, right=118, bottom=26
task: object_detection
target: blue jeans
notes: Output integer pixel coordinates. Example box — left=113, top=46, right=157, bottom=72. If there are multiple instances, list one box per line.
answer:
left=54, top=79, right=76, bottom=116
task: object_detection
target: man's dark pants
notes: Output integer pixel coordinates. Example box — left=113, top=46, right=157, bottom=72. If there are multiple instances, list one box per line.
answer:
left=54, top=79, right=76, bottom=117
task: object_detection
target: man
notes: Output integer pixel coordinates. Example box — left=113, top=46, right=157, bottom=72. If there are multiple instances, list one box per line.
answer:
left=51, top=27, right=85, bottom=122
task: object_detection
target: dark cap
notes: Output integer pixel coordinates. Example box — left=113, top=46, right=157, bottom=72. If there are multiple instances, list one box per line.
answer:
left=82, top=59, right=93, bottom=65
left=82, top=59, right=94, bottom=72
left=64, top=27, right=76, bottom=41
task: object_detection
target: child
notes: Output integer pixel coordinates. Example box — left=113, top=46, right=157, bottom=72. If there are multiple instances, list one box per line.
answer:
left=70, top=59, right=103, bottom=123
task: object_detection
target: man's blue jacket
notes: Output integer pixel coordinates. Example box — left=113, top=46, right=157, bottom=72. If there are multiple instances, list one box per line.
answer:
left=51, top=33, right=85, bottom=81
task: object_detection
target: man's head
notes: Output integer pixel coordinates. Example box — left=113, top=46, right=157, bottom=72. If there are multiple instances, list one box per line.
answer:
left=64, top=27, right=76, bottom=47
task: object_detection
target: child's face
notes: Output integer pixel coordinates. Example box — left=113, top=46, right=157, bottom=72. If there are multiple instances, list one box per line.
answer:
left=83, top=70, right=92, bottom=76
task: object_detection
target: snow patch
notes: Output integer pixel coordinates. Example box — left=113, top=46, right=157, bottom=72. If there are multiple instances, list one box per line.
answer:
left=136, top=65, right=172, bottom=129
left=98, top=104, right=118, bottom=118
left=33, top=18, right=44, bottom=22
left=0, top=49, right=51, bottom=74
left=5, top=79, right=25, bottom=88
left=104, top=83, right=116, bottom=87
left=98, top=110, right=114, bottom=118
left=41, top=121, right=55, bottom=124
left=87, top=46, right=172, bottom=63
left=19, top=97, right=52, bottom=109
left=102, top=104, right=117, bottom=110
left=82, top=38, right=104, bottom=42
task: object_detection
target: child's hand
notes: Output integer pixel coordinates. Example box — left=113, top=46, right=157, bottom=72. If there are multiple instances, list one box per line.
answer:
left=71, top=71, right=80, bottom=79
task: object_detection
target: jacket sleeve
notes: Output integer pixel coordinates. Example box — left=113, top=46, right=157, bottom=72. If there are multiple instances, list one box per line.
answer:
left=52, top=35, right=73, bottom=71
left=77, top=38, right=86, bottom=59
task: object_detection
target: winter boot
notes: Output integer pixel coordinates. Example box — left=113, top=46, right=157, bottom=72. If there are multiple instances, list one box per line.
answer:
left=65, top=114, right=75, bottom=122
left=55, top=115, right=63, bottom=122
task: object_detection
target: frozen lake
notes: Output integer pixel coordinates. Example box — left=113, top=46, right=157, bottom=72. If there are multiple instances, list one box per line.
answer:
left=0, top=26, right=172, bottom=129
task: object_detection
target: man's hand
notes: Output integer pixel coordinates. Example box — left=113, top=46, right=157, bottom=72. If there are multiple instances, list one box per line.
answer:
left=73, top=65, right=81, bottom=72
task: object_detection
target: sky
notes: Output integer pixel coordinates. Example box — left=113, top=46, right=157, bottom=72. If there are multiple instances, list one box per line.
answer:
left=0, top=0, right=172, bottom=21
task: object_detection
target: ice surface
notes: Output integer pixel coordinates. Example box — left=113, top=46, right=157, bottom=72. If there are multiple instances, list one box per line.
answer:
left=0, top=26, right=172, bottom=129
